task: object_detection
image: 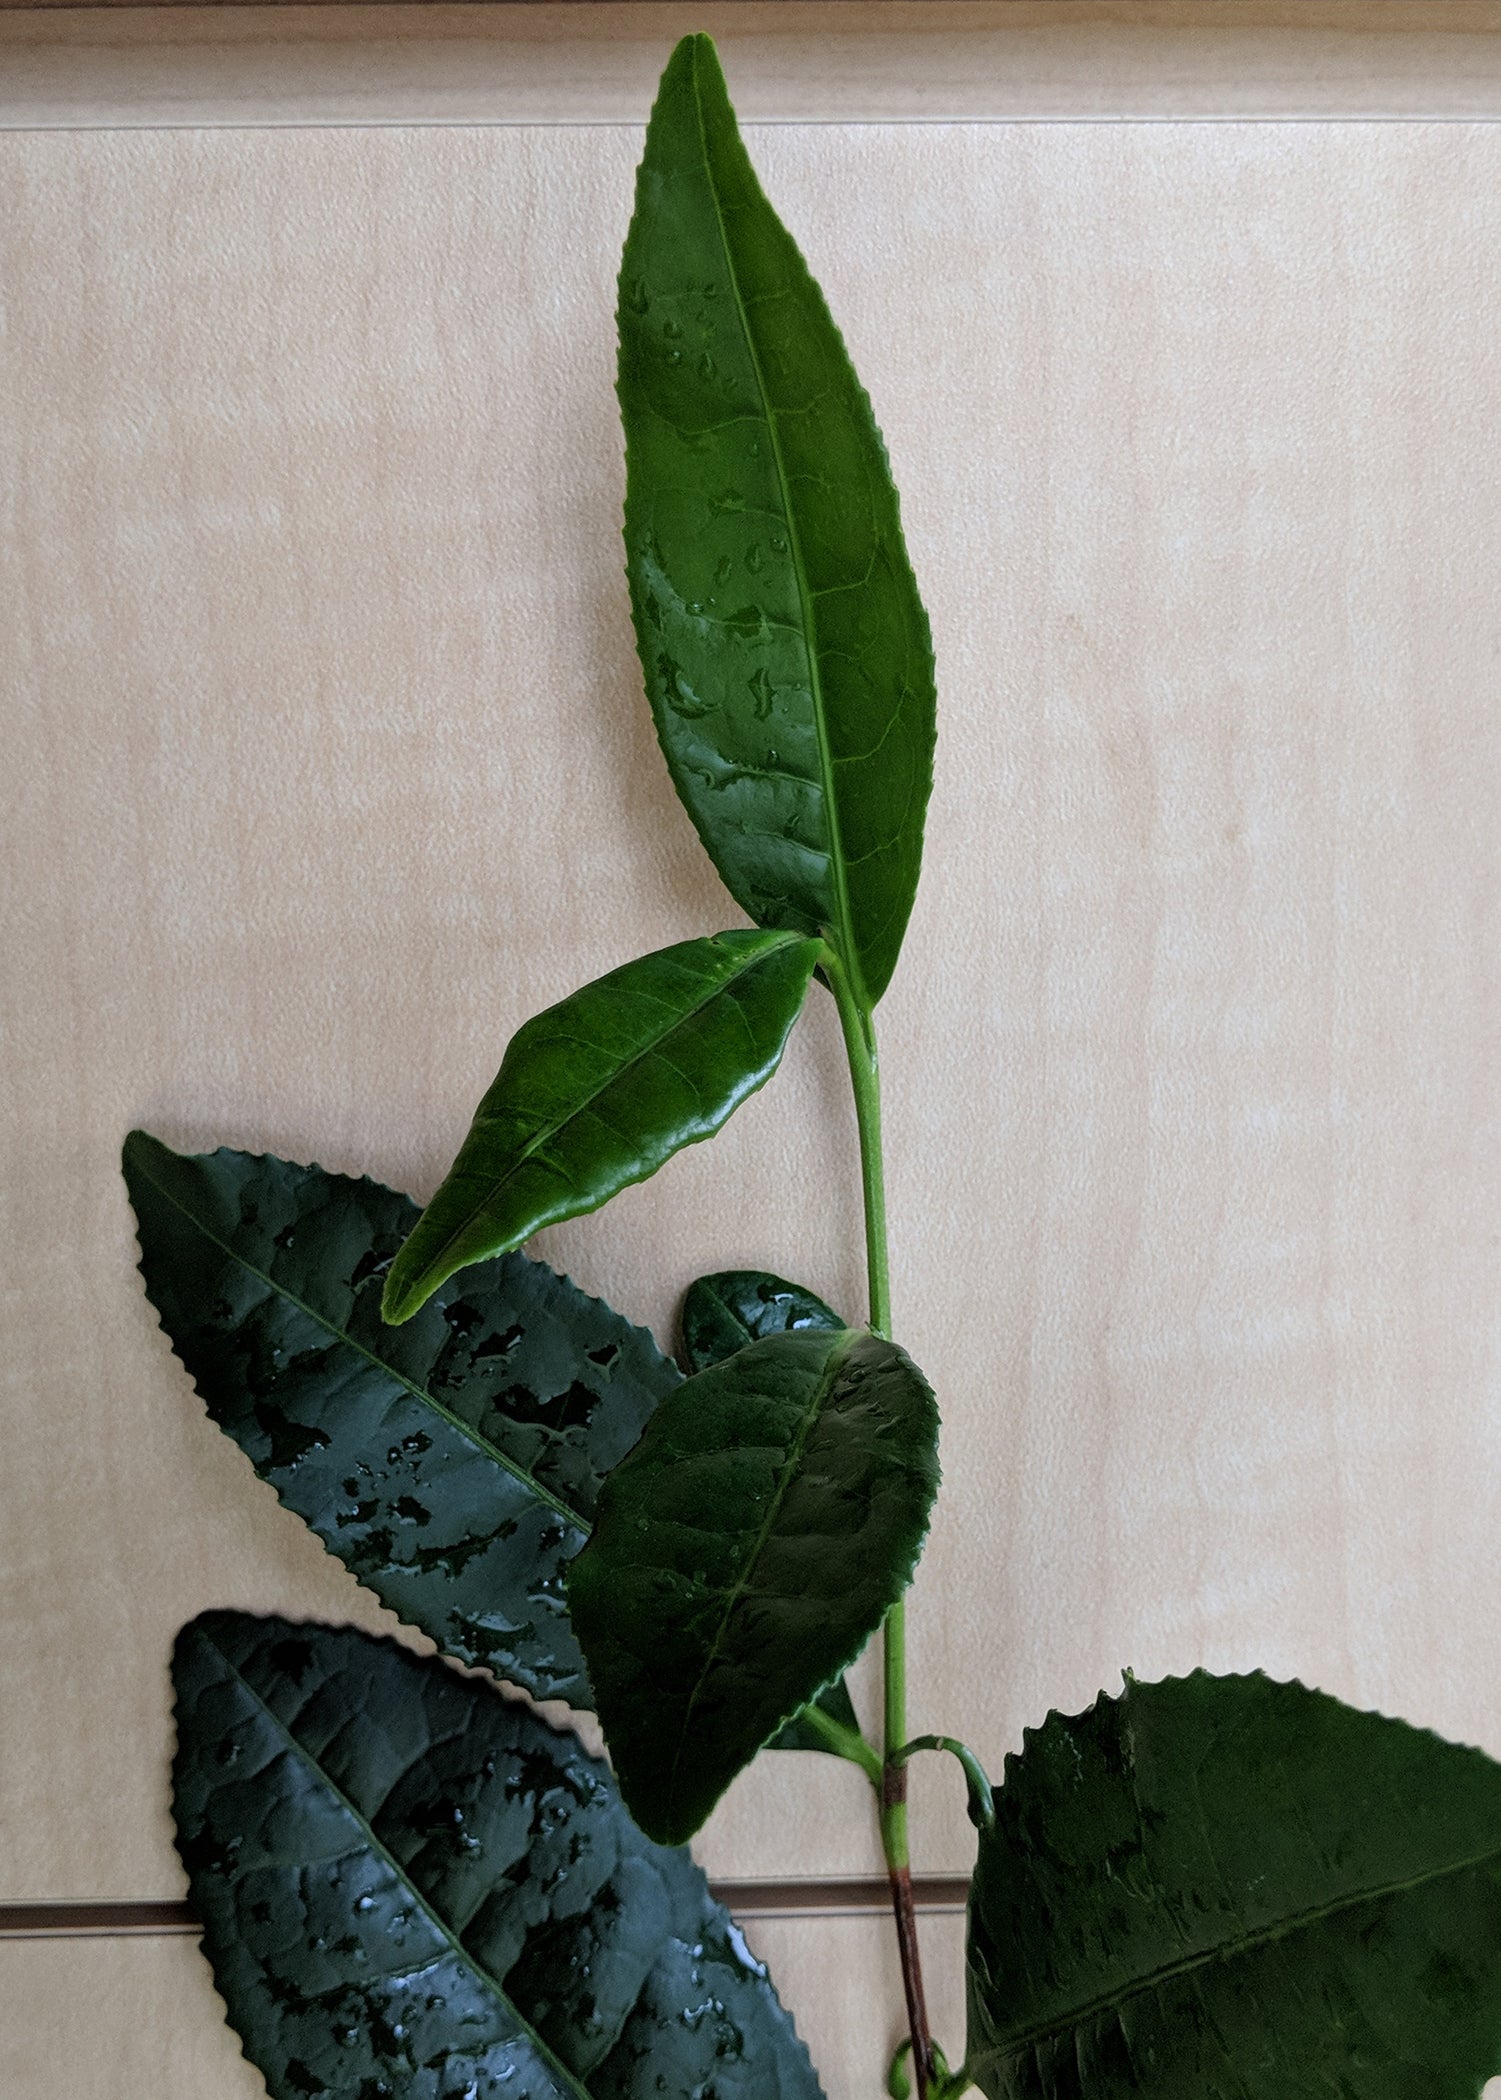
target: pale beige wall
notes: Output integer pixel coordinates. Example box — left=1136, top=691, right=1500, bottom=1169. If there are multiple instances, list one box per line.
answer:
left=5, top=8, right=1501, bottom=2094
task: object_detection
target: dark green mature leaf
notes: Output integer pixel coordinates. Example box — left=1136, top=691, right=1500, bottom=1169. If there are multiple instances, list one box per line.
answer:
left=967, top=1671, right=1501, bottom=2099
left=568, top=1328, right=939, bottom=1844
left=382, top=929, right=820, bottom=1325
left=174, top=1612, right=824, bottom=2100
left=618, top=34, right=936, bottom=1010
left=678, top=1268, right=858, bottom=1758
left=125, top=1133, right=679, bottom=1704
left=679, top=1267, right=843, bottom=1375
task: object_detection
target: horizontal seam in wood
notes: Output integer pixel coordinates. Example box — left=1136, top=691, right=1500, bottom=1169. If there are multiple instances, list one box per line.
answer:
left=0, top=1879, right=972, bottom=1936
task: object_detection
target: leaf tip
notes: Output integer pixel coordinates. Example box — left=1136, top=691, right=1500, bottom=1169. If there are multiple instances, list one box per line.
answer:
left=378, top=1263, right=423, bottom=1327
left=121, top=1125, right=164, bottom=1181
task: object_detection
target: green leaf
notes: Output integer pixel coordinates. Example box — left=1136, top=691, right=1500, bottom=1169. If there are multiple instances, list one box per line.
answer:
left=173, top=1611, right=825, bottom=2100
left=568, top=1327, right=939, bottom=1845
left=679, top=1266, right=843, bottom=1375
left=618, top=34, right=936, bottom=1009
left=125, top=1132, right=679, bottom=1704
left=966, top=1671, right=1501, bottom=2099
left=382, top=929, right=820, bottom=1325
left=679, top=1268, right=860, bottom=1759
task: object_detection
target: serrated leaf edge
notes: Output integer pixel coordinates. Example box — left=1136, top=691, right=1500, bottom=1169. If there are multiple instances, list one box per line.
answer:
left=125, top=1133, right=581, bottom=1524
left=171, top=1610, right=596, bottom=2100
left=974, top=1668, right=1501, bottom=2071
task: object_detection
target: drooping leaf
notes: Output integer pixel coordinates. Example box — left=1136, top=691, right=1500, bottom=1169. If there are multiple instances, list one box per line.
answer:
left=966, top=1670, right=1501, bottom=2099
left=679, top=1266, right=843, bottom=1375
left=568, top=1327, right=939, bottom=1844
left=173, top=1611, right=825, bottom=2100
left=618, top=34, right=936, bottom=1010
left=125, top=1132, right=679, bottom=1703
left=382, top=929, right=820, bottom=1325
left=679, top=1268, right=859, bottom=1758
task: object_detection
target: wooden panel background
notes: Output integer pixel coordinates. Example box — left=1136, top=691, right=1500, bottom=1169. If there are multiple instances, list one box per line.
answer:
left=5, top=4, right=1501, bottom=2092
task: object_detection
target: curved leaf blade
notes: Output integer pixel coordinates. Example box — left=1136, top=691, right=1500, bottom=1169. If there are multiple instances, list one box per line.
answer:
left=619, top=34, right=936, bottom=1008
left=680, top=1266, right=843, bottom=1375
left=125, top=1132, right=679, bottom=1703
left=174, top=1611, right=825, bottom=2100
left=679, top=1268, right=859, bottom=1757
left=382, top=929, right=820, bottom=1324
left=967, top=1671, right=1501, bottom=2098
left=568, top=1327, right=940, bottom=1844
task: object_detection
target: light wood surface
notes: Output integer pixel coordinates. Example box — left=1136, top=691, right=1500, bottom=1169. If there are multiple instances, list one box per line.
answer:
left=6, top=27, right=1501, bottom=2092
left=8, top=2, right=1501, bottom=129
left=0, top=1916, right=969, bottom=2099
left=8, top=111, right=1501, bottom=1899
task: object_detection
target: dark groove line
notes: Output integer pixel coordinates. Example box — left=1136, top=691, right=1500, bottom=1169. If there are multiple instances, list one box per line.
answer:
left=0, top=1880, right=970, bottom=1939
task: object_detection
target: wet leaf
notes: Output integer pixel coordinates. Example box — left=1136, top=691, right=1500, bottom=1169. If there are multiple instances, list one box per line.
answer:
left=125, top=1132, right=679, bottom=1704
left=678, top=1268, right=860, bottom=1758
left=679, top=1266, right=843, bottom=1375
left=619, top=35, right=936, bottom=1009
left=967, top=1671, right=1501, bottom=2098
left=568, top=1328, right=939, bottom=1844
left=382, top=929, right=820, bottom=1325
left=174, top=1611, right=825, bottom=2100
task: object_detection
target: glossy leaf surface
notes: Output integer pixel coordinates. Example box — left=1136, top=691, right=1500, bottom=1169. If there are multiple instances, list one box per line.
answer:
left=679, top=1268, right=858, bottom=1757
left=619, top=34, right=936, bottom=1008
left=967, top=1671, right=1501, bottom=2099
left=568, top=1327, right=939, bottom=1844
left=174, top=1611, right=824, bottom=2100
left=126, top=1133, right=679, bottom=1703
left=679, top=1266, right=843, bottom=1375
left=382, top=929, right=820, bottom=1324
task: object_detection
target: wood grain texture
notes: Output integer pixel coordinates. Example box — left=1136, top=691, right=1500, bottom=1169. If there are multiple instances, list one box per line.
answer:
left=5, top=116, right=1501, bottom=1919
left=0, top=1916, right=969, bottom=2100
left=8, top=2, right=1501, bottom=128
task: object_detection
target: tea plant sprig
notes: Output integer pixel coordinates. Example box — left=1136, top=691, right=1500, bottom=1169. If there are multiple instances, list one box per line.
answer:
left=127, top=34, right=1501, bottom=2100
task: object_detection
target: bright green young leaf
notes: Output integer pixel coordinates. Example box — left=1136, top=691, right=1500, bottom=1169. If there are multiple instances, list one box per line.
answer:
left=568, top=1327, right=939, bottom=1845
left=967, top=1670, right=1501, bottom=2098
left=174, top=1612, right=825, bottom=2100
left=618, top=34, right=936, bottom=1009
left=125, top=1132, right=679, bottom=1704
left=679, top=1267, right=860, bottom=1760
left=382, top=929, right=820, bottom=1325
left=679, top=1266, right=843, bottom=1375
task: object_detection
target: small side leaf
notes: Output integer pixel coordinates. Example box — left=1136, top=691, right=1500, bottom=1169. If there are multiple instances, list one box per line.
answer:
left=680, top=1268, right=860, bottom=1758
left=568, top=1327, right=939, bottom=1845
left=680, top=1267, right=843, bottom=1375
left=967, top=1671, right=1501, bottom=2098
left=382, top=929, right=820, bottom=1324
left=125, top=1132, right=679, bottom=1703
left=619, top=35, right=937, bottom=1009
left=174, top=1612, right=825, bottom=2100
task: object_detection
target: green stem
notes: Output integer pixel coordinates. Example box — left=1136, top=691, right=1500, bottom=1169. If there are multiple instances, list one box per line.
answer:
left=824, top=945, right=891, bottom=1340
left=822, top=941, right=933, bottom=2097
left=797, top=1700, right=884, bottom=1787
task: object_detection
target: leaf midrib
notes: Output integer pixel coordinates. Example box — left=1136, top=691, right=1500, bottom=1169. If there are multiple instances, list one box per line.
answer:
left=663, top=1327, right=858, bottom=1815
left=129, top=1140, right=582, bottom=1528
left=202, top=1632, right=597, bottom=2100
left=688, top=41, right=868, bottom=1012
left=973, top=1832, right=1501, bottom=2068
left=393, top=929, right=804, bottom=1305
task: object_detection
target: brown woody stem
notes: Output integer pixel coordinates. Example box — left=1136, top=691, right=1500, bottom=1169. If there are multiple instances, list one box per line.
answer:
left=883, top=1758, right=934, bottom=2098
